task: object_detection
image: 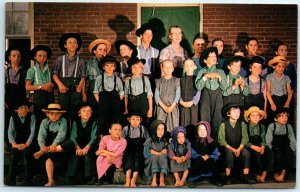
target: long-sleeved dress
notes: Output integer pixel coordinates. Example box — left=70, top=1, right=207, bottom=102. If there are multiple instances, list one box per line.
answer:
left=96, top=135, right=127, bottom=179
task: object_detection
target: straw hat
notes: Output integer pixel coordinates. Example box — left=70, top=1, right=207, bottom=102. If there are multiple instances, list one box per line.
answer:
left=268, top=56, right=289, bottom=67
left=88, top=39, right=111, bottom=54
left=42, top=103, right=66, bottom=113
left=244, top=106, right=266, bottom=122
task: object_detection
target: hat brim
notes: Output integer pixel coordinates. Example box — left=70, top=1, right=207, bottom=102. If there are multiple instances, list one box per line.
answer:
left=135, top=23, right=153, bottom=36
left=59, top=33, right=82, bottom=52
left=42, top=109, right=66, bottom=113
left=244, top=108, right=266, bottom=122
left=88, top=39, right=112, bottom=54
left=31, top=45, right=52, bottom=60
left=221, top=102, right=244, bottom=117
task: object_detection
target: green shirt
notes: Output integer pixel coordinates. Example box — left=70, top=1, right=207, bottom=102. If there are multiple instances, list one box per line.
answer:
left=246, top=123, right=267, bottom=148
left=26, top=62, right=52, bottom=85
left=37, top=117, right=67, bottom=147
left=218, top=120, right=249, bottom=147
left=222, top=73, right=249, bottom=96
left=70, top=120, right=98, bottom=147
left=86, top=57, right=102, bottom=81
left=195, top=65, right=227, bottom=91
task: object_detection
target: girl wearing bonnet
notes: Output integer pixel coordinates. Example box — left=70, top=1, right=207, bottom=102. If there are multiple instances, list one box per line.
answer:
left=189, top=121, right=223, bottom=187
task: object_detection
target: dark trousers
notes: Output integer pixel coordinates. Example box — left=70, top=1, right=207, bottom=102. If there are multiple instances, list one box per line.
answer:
left=200, top=88, right=223, bottom=138
left=66, top=150, right=97, bottom=177
left=249, top=147, right=274, bottom=174
left=224, top=148, right=250, bottom=169
left=8, top=147, right=34, bottom=180
left=273, top=147, right=294, bottom=173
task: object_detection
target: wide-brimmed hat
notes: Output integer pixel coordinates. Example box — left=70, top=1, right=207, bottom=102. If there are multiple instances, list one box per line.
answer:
left=59, top=33, right=82, bottom=52
left=115, top=40, right=138, bottom=58
left=136, top=23, right=153, bottom=36
left=126, top=111, right=144, bottom=120
left=268, top=56, right=289, bottom=67
left=5, top=47, right=22, bottom=63
left=199, top=46, right=218, bottom=67
left=14, top=100, right=33, bottom=110
left=244, top=106, right=266, bottom=122
left=31, top=45, right=52, bottom=60
left=88, top=39, right=112, bottom=54
left=99, top=55, right=117, bottom=70
left=221, top=102, right=244, bottom=117
left=127, top=57, right=146, bottom=70
left=248, top=55, right=266, bottom=69
left=223, top=55, right=244, bottom=74
left=42, top=103, right=66, bottom=113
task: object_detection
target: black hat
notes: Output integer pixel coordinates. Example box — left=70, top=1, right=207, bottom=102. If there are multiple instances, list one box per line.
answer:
left=274, top=107, right=290, bottom=117
left=222, top=56, right=244, bottom=74
left=15, top=100, right=33, bottom=110
left=127, top=111, right=144, bottom=119
left=31, top=45, right=52, bottom=60
left=221, top=102, right=244, bottom=117
left=248, top=56, right=266, bottom=69
left=136, top=23, right=153, bottom=36
left=199, top=46, right=218, bottom=68
left=99, top=55, right=117, bottom=70
left=115, top=40, right=138, bottom=58
left=127, top=57, right=146, bottom=70
left=59, top=33, right=82, bottom=52
left=5, top=47, right=22, bottom=63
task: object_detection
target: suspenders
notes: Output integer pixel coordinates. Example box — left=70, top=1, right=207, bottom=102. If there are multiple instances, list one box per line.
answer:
left=62, top=55, right=79, bottom=78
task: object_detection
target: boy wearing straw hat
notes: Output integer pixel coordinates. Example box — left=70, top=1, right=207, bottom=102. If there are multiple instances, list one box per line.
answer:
left=244, top=106, right=273, bottom=183
left=266, top=56, right=293, bottom=123
left=34, top=103, right=71, bottom=187
left=86, top=39, right=112, bottom=105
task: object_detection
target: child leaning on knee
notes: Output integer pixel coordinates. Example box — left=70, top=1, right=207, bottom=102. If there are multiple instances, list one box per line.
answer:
left=244, top=106, right=273, bottom=183
left=34, top=103, right=71, bottom=187
left=266, top=107, right=296, bottom=182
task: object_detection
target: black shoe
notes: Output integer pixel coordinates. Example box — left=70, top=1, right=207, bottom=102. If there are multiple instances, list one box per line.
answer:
left=95, top=178, right=104, bottom=185
left=22, top=178, right=33, bottom=186
left=224, top=175, right=232, bottom=185
left=240, top=174, right=256, bottom=184
left=5, top=176, right=16, bottom=186
left=86, top=177, right=97, bottom=185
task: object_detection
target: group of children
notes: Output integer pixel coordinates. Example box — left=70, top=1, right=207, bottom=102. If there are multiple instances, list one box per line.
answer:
left=4, top=24, right=296, bottom=187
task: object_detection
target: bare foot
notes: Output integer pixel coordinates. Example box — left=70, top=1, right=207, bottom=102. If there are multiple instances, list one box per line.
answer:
left=34, top=151, right=44, bottom=159
left=180, top=179, right=186, bottom=186
left=130, top=178, right=136, bottom=187
left=259, top=174, right=266, bottom=183
left=256, top=175, right=261, bottom=183
left=159, top=181, right=166, bottom=187
left=274, top=173, right=283, bottom=182
left=44, top=180, right=55, bottom=187
left=124, top=182, right=130, bottom=187
left=151, top=181, right=157, bottom=187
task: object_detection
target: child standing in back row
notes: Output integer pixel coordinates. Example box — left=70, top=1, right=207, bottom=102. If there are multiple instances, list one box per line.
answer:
left=195, top=47, right=227, bottom=138
left=179, top=59, right=200, bottom=127
left=155, top=59, right=180, bottom=134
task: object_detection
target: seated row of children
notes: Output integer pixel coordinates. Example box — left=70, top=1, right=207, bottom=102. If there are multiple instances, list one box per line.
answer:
left=6, top=99, right=296, bottom=187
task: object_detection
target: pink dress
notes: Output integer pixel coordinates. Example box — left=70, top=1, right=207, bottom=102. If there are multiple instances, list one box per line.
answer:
left=96, top=135, right=127, bottom=179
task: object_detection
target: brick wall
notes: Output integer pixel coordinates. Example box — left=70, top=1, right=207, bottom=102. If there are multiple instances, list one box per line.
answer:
left=34, top=3, right=297, bottom=67
left=34, top=3, right=137, bottom=66
left=203, top=4, right=298, bottom=65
